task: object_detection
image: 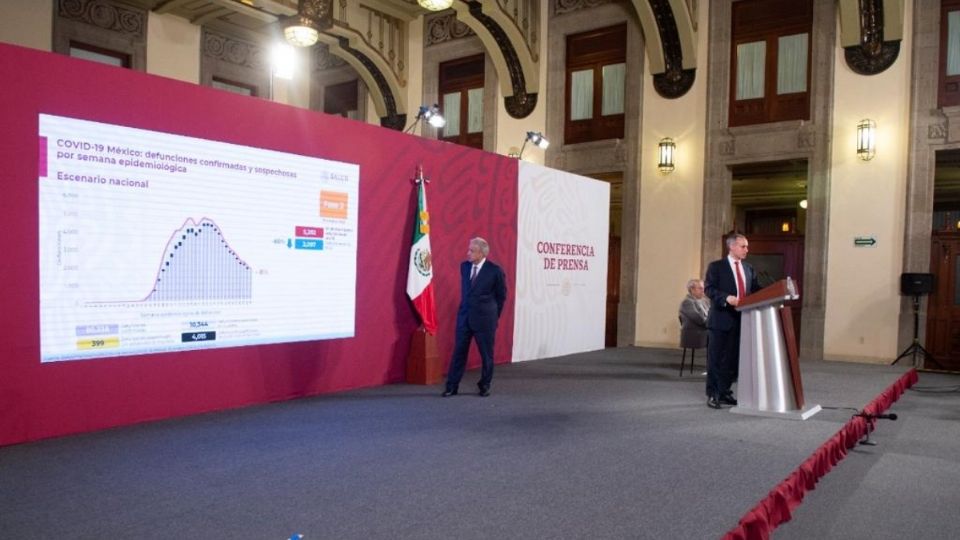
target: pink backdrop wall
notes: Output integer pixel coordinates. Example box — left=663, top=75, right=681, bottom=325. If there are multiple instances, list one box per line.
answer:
left=0, top=43, right=517, bottom=446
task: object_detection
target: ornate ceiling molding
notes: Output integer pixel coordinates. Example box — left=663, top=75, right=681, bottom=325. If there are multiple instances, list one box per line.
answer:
left=312, top=43, right=348, bottom=71
left=841, top=0, right=901, bottom=76
left=424, top=12, right=476, bottom=46
left=60, top=0, right=146, bottom=39
left=201, top=29, right=267, bottom=70
left=553, top=0, right=614, bottom=17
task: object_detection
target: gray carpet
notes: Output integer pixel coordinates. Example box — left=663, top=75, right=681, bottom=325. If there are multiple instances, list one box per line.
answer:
left=0, top=347, right=946, bottom=539
left=775, top=370, right=960, bottom=539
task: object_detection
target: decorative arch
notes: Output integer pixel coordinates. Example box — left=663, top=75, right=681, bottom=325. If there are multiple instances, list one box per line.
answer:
left=838, top=0, right=903, bottom=76
left=451, top=0, right=540, bottom=118
left=629, top=0, right=697, bottom=98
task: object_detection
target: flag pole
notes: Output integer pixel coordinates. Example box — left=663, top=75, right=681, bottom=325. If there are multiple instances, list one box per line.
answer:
left=406, top=164, right=441, bottom=384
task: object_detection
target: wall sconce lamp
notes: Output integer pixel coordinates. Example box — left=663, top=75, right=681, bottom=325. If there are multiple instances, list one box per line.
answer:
left=799, top=199, right=808, bottom=209
left=418, top=0, right=454, bottom=10
left=658, top=137, right=676, bottom=173
left=857, top=119, right=876, bottom=161
left=404, top=105, right=446, bottom=134
left=517, top=131, right=549, bottom=159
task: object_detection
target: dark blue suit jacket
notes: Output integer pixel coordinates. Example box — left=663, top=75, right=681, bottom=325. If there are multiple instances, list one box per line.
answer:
left=704, top=257, right=761, bottom=331
left=457, top=260, right=507, bottom=333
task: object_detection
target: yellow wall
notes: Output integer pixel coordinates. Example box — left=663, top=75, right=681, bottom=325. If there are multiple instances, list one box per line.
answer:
left=824, top=7, right=913, bottom=363
left=147, top=12, right=200, bottom=84
left=0, top=0, right=52, bottom=51
left=634, top=3, right=709, bottom=347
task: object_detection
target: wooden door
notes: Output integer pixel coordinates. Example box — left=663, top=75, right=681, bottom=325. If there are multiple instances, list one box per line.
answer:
left=926, top=233, right=960, bottom=370
left=741, top=234, right=805, bottom=339
left=606, top=235, right=620, bottom=347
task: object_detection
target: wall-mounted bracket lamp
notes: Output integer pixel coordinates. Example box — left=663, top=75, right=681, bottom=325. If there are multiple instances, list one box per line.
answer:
left=658, top=137, right=675, bottom=173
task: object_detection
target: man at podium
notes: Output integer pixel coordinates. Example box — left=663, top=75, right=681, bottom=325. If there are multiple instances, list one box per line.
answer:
left=704, top=233, right=760, bottom=409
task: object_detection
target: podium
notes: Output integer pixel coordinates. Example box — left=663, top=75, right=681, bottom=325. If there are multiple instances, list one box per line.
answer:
left=731, top=278, right=821, bottom=420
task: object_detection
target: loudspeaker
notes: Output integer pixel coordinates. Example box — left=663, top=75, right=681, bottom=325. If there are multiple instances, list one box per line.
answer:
left=900, top=273, right=934, bottom=295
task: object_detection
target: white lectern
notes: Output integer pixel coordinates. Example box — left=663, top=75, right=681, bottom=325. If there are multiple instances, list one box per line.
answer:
left=731, top=277, right=821, bottom=420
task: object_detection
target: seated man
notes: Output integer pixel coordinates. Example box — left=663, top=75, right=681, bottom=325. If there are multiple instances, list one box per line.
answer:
left=679, top=278, right=709, bottom=351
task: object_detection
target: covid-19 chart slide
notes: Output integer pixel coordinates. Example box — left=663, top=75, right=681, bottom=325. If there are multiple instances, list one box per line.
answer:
left=38, top=114, right=359, bottom=362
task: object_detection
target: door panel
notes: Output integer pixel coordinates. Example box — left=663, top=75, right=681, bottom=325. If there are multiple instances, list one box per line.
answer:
left=926, top=234, right=960, bottom=370
left=606, top=235, right=620, bottom=347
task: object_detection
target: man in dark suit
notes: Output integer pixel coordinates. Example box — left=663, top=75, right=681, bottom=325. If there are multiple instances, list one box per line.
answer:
left=704, top=233, right=760, bottom=409
left=443, top=237, right=508, bottom=397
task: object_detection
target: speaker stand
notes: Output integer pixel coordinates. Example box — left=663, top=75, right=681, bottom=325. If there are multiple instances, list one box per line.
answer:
left=893, top=294, right=942, bottom=368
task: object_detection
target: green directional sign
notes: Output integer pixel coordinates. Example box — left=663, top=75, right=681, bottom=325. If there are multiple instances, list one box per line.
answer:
left=854, top=236, right=877, bottom=247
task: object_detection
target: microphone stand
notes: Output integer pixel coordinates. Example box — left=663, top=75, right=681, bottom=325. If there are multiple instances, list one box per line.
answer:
left=855, top=411, right=898, bottom=446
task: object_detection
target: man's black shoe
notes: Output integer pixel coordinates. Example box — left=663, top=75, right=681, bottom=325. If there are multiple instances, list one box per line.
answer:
left=707, top=396, right=721, bottom=409
left=442, top=389, right=458, bottom=397
left=720, top=394, right=738, bottom=406
left=478, top=388, right=490, bottom=397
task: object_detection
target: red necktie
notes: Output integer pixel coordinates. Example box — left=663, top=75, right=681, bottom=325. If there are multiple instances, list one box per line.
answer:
left=734, top=260, right=746, bottom=298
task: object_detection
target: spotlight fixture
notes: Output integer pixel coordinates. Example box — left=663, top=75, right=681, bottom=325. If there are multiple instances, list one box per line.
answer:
left=271, top=43, right=296, bottom=80
left=517, top=131, right=549, bottom=159
left=528, top=131, right=549, bottom=149
left=658, top=137, right=675, bottom=173
left=857, top=119, right=876, bottom=161
left=404, top=105, right=446, bottom=134
left=418, top=0, right=454, bottom=11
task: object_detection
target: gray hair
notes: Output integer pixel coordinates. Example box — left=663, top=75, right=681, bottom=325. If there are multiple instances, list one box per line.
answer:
left=726, top=233, right=747, bottom=249
left=471, top=237, right=490, bottom=256
left=686, top=278, right=703, bottom=291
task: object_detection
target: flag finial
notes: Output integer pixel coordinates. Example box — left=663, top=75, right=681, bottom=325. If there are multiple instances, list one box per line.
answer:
left=414, top=164, right=429, bottom=184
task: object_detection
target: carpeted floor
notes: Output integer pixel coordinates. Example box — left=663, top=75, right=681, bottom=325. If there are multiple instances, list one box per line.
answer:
left=0, top=347, right=953, bottom=539
left=775, top=369, right=960, bottom=539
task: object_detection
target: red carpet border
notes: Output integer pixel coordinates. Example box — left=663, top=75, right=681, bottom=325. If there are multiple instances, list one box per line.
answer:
left=723, top=368, right=919, bottom=540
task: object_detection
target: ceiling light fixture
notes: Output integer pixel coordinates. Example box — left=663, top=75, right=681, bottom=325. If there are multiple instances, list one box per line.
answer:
left=418, top=0, right=455, bottom=11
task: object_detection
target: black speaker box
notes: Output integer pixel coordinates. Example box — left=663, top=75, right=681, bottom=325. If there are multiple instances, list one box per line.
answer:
left=900, top=273, right=934, bottom=295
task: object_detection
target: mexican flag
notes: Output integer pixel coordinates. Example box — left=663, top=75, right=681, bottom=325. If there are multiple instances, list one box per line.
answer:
left=406, top=180, right=438, bottom=334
